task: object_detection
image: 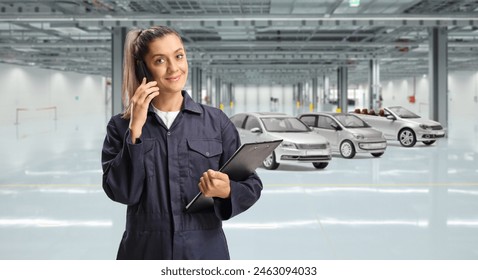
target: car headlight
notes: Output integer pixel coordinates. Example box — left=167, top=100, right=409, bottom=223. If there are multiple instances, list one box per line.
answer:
left=419, top=124, right=431, bottom=130
left=280, top=141, right=297, bottom=149
left=353, top=134, right=364, bottom=140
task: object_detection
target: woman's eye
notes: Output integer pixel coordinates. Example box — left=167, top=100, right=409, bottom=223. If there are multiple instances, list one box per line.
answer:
left=155, top=58, right=165, bottom=64
left=177, top=54, right=184, bottom=59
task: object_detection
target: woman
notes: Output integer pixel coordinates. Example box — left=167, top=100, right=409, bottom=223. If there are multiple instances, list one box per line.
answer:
left=101, top=26, right=263, bottom=260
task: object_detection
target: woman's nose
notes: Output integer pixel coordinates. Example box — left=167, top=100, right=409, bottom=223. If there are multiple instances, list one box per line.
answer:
left=168, top=61, right=179, bottom=72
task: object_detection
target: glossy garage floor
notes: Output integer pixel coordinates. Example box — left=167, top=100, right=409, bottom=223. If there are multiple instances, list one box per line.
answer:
left=0, top=112, right=477, bottom=260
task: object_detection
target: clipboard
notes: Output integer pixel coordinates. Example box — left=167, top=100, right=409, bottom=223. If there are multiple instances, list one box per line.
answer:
left=184, top=139, right=283, bottom=213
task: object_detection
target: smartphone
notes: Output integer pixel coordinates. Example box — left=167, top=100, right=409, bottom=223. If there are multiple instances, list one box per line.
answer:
left=135, top=60, right=154, bottom=83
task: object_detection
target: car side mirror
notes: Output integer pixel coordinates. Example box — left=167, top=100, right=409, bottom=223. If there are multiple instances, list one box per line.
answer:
left=331, top=123, right=341, bottom=130
left=250, top=127, right=262, bottom=134
left=386, top=115, right=396, bottom=120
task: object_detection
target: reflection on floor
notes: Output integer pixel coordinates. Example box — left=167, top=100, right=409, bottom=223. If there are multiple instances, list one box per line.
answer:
left=0, top=112, right=477, bottom=260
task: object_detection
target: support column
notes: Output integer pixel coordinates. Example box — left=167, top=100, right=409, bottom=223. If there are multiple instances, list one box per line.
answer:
left=312, top=77, right=318, bottom=112
left=368, top=59, right=380, bottom=109
left=304, top=81, right=310, bottom=108
left=428, top=27, right=448, bottom=129
left=297, top=82, right=303, bottom=108
left=337, top=66, right=348, bottom=113
left=222, top=83, right=229, bottom=105
left=215, top=76, right=222, bottom=109
left=206, top=74, right=212, bottom=105
left=111, top=27, right=127, bottom=116
left=323, top=75, right=329, bottom=104
left=191, top=66, right=202, bottom=103
left=228, top=83, right=234, bottom=108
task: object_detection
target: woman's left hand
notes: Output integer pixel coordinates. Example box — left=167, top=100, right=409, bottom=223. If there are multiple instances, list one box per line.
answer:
left=199, top=170, right=231, bottom=199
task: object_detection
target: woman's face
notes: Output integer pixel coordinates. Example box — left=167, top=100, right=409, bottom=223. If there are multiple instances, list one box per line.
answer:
left=144, top=34, right=188, bottom=95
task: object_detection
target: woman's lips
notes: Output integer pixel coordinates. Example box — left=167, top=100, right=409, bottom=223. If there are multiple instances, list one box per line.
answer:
left=165, top=75, right=181, bottom=82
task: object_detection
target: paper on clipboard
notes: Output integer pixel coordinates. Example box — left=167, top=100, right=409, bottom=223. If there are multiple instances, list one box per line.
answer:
left=184, top=139, right=283, bottom=213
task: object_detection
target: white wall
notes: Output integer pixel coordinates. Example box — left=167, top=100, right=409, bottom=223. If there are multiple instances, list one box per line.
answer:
left=448, top=71, right=478, bottom=120
left=4, top=62, right=475, bottom=128
left=232, top=84, right=294, bottom=116
left=227, top=71, right=478, bottom=120
left=0, top=63, right=106, bottom=125
left=381, top=75, right=430, bottom=117
left=380, top=71, right=478, bottom=122
left=447, top=71, right=478, bottom=144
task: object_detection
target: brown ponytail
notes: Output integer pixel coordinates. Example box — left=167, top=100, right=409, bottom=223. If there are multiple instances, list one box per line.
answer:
left=121, top=26, right=183, bottom=119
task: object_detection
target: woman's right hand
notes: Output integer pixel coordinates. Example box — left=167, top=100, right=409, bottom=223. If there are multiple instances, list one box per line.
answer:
left=129, top=77, right=160, bottom=143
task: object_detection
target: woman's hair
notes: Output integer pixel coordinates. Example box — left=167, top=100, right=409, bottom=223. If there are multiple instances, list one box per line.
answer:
left=121, top=26, right=183, bottom=119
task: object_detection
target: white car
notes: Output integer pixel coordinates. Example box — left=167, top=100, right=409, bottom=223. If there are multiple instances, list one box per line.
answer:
left=230, top=112, right=332, bottom=170
left=352, top=106, right=446, bottom=147
left=298, top=112, right=387, bottom=159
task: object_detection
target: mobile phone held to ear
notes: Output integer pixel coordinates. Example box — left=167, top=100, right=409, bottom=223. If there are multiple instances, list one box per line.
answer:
left=135, top=60, right=154, bottom=83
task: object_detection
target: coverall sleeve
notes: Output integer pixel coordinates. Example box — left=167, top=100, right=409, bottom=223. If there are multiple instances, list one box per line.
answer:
left=213, top=116, right=263, bottom=220
left=101, top=116, right=146, bottom=205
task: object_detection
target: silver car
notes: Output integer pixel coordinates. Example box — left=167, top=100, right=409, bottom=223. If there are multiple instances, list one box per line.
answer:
left=230, top=112, right=332, bottom=170
left=298, top=112, right=387, bottom=159
left=352, top=106, right=446, bottom=147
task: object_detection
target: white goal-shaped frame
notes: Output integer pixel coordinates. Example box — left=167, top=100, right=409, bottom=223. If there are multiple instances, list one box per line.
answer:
left=15, top=106, right=57, bottom=125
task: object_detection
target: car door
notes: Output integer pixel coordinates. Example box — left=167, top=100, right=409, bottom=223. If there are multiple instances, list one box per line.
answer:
left=242, top=115, right=263, bottom=143
left=316, top=115, right=339, bottom=150
left=299, top=115, right=317, bottom=129
left=230, top=113, right=248, bottom=142
left=376, top=109, right=401, bottom=139
left=300, top=114, right=321, bottom=136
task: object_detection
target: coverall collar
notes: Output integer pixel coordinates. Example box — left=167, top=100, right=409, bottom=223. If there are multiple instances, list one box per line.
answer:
left=148, top=90, right=202, bottom=115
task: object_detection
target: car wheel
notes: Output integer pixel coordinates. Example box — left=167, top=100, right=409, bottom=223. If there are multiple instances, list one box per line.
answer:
left=422, top=140, right=436, bottom=145
left=262, top=152, right=279, bottom=170
left=371, top=152, right=383, bottom=157
left=312, top=162, right=329, bottom=169
left=340, top=140, right=356, bottom=159
left=398, top=128, right=416, bottom=147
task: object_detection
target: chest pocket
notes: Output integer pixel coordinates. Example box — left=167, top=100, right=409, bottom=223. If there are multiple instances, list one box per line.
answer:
left=187, top=139, right=223, bottom=179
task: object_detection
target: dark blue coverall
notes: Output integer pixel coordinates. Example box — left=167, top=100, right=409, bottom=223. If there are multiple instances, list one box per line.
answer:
left=101, top=91, right=263, bottom=259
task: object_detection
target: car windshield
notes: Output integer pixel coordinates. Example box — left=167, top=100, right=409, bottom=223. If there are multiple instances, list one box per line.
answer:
left=334, top=115, right=370, bottom=128
left=388, top=106, right=420, bottom=119
left=261, top=117, right=310, bottom=132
